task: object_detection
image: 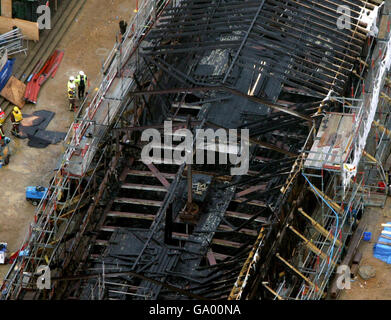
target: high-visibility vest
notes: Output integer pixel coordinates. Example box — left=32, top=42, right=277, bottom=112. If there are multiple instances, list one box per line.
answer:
left=68, top=82, right=76, bottom=99
left=76, top=74, right=87, bottom=87
left=67, top=81, right=76, bottom=91
left=68, top=88, right=76, bottom=99
left=0, top=110, right=5, bottom=124
left=12, top=109, right=23, bottom=122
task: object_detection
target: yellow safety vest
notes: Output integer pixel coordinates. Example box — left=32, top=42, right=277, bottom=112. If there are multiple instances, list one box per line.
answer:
left=68, top=88, right=76, bottom=99
left=68, top=82, right=76, bottom=99
left=67, top=81, right=76, bottom=91
left=13, top=109, right=23, bottom=122
left=0, top=111, right=5, bottom=124
left=76, top=75, right=87, bottom=87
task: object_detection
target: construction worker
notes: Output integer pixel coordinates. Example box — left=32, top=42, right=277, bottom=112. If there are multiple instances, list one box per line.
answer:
left=119, top=20, right=128, bottom=43
left=0, top=108, right=5, bottom=125
left=75, top=71, right=88, bottom=100
left=68, top=76, right=77, bottom=111
left=68, top=75, right=75, bottom=90
left=0, top=123, right=10, bottom=147
left=11, top=106, right=23, bottom=137
left=0, top=123, right=5, bottom=146
left=0, top=107, right=5, bottom=144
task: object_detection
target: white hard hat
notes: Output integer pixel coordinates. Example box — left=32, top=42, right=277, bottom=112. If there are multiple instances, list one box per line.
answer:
left=79, top=71, right=85, bottom=76
left=69, top=76, right=75, bottom=81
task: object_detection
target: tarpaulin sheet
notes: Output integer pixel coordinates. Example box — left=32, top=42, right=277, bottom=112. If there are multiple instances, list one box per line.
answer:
left=19, top=110, right=54, bottom=139
left=34, top=130, right=66, bottom=144
left=374, top=222, right=391, bottom=264
left=18, top=110, right=66, bottom=148
left=0, top=58, right=15, bottom=92
left=27, top=130, right=66, bottom=148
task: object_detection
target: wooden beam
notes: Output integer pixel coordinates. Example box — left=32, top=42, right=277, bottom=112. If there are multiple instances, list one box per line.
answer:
left=288, top=225, right=337, bottom=267
left=145, top=162, right=171, bottom=190
left=228, top=228, right=265, bottom=300
left=298, top=208, right=342, bottom=247
left=211, top=238, right=244, bottom=249
left=225, top=210, right=268, bottom=224
left=127, top=169, right=176, bottom=179
left=377, top=241, right=391, bottom=247
left=121, top=183, right=167, bottom=192
left=106, top=211, right=155, bottom=220
left=114, top=197, right=163, bottom=206
left=379, top=234, right=391, bottom=241
left=232, top=198, right=267, bottom=207
left=362, top=150, right=378, bottom=165
left=172, top=232, right=246, bottom=249
left=276, top=253, right=319, bottom=291
left=235, top=184, right=266, bottom=198
left=95, top=239, right=108, bottom=246
left=0, top=17, right=39, bottom=41
left=1, top=0, right=12, bottom=18
left=381, top=92, right=391, bottom=104
left=373, top=120, right=391, bottom=139
left=218, top=224, right=258, bottom=237
left=207, top=250, right=217, bottom=266
left=307, top=185, right=342, bottom=215
left=262, top=282, right=284, bottom=300
left=100, top=226, right=117, bottom=232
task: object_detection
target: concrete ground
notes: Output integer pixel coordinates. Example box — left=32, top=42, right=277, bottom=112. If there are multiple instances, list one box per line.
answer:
left=340, top=196, right=391, bottom=300
left=0, top=0, right=136, bottom=282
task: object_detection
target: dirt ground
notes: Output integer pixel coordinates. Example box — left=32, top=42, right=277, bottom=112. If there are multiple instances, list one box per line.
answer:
left=340, top=196, right=391, bottom=300
left=0, top=0, right=136, bottom=282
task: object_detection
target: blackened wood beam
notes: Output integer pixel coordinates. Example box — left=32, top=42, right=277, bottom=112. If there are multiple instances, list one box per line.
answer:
left=129, top=85, right=313, bottom=122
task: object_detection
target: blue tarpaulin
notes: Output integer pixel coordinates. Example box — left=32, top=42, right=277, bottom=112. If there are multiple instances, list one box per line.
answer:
left=373, top=222, right=391, bottom=264
left=0, top=58, right=15, bottom=92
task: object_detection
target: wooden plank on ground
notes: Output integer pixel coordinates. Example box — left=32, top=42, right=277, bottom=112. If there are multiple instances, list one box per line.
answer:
left=0, top=76, right=26, bottom=108
left=1, top=0, right=12, bottom=18
left=378, top=15, right=390, bottom=40
left=0, top=17, right=39, bottom=41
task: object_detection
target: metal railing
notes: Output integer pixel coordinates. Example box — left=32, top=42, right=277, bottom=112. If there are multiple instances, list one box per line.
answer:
left=1, top=0, right=173, bottom=300
left=0, top=28, right=27, bottom=56
left=63, top=0, right=172, bottom=177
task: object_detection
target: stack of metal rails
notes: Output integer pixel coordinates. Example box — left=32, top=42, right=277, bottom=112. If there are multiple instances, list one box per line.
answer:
left=0, top=28, right=27, bottom=56
left=1, top=0, right=391, bottom=301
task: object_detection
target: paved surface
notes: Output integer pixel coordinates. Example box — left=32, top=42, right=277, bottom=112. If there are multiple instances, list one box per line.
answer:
left=340, top=197, right=391, bottom=300
left=0, top=0, right=136, bottom=282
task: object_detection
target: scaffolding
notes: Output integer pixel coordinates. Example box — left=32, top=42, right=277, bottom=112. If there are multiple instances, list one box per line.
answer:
left=268, top=8, right=391, bottom=300
left=0, top=0, right=173, bottom=300
left=2, top=0, right=389, bottom=301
